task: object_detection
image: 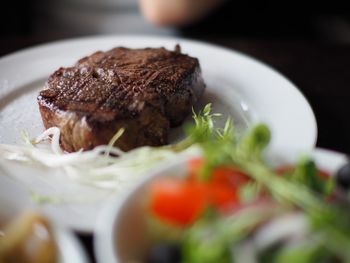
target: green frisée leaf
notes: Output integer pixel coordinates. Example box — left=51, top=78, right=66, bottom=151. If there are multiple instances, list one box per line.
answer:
left=199, top=141, right=234, bottom=181
left=182, top=219, right=231, bottom=263
left=196, top=123, right=271, bottom=180
left=180, top=104, right=238, bottom=180
left=239, top=161, right=350, bottom=262
left=216, top=118, right=235, bottom=143
left=186, top=103, right=222, bottom=143
left=239, top=182, right=261, bottom=204
left=273, top=240, right=332, bottom=263
left=235, top=124, right=271, bottom=162
left=147, top=214, right=186, bottom=243
left=182, top=205, right=282, bottom=263
left=168, top=104, right=226, bottom=153
left=292, top=158, right=330, bottom=195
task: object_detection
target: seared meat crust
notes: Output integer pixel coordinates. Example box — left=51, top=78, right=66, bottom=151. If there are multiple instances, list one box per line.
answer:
left=38, top=46, right=205, bottom=152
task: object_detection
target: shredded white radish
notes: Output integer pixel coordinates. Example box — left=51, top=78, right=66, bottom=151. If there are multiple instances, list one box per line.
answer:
left=33, top=127, right=63, bottom=154
left=0, top=128, right=201, bottom=190
left=253, top=212, right=309, bottom=251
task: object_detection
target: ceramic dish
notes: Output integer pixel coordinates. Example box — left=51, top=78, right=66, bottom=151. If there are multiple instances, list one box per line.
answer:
left=0, top=35, right=317, bottom=231
left=94, top=148, right=347, bottom=263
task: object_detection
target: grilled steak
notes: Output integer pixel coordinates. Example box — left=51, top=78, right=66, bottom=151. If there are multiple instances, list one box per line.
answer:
left=37, top=45, right=205, bottom=152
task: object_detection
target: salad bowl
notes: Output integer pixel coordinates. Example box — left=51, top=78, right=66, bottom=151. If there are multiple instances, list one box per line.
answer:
left=94, top=147, right=349, bottom=263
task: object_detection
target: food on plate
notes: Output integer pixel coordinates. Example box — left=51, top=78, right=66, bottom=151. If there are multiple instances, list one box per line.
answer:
left=0, top=105, right=217, bottom=190
left=37, top=45, right=205, bottom=152
left=0, top=212, right=58, bottom=263
left=131, top=124, right=350, bottom=263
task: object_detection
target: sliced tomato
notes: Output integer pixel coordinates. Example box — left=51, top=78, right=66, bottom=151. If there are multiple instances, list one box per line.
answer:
left=318, top=169, right=331, bottom=179
left=149, top=177, right=207, bottom=226
left=150, top=161, right=251, bottom=226
left=211, top=166, right=251, bottom=188
left=188, top=157, right=205, bottom=181
left=149, top=178, right=241, bottom=225
left=275, top=165, right=295, bottom=176
left=208, top=184, right=239, bottom=212
left=188, top=158, right=250, bottom=187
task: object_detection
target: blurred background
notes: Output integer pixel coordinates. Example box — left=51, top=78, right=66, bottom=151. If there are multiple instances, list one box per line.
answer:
left=2, top=0, right=350, bottom=43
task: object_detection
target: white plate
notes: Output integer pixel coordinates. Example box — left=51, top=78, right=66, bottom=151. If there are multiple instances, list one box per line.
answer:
left=0, top=35, right=317, bottom=232
left=0, top=175, right=89, bottom=263
left=94, top=148, right=347, bottom=263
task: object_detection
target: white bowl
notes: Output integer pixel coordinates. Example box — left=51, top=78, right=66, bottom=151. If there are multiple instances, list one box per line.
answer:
left=94, top=148, right=348, bottom=263
left=0, top=175, right=89, bottom=263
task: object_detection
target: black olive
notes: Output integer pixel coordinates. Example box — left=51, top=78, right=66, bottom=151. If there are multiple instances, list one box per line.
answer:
left=336, top=162, right=350, bottom=190
left=146, top=243, right=182, bottom=263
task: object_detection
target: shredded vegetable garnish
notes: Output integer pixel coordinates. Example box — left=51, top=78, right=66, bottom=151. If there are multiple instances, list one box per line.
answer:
left=0, top=105, right=225, bottom=190
left=0, top=135, right=201, bottom=189
left=105, top=128, right=125, bottom=156
left=33, top=127, right=63, bottom=154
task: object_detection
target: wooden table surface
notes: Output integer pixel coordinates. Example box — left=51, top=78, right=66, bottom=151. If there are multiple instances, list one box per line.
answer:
left=1, top=35, right=350, bottom=262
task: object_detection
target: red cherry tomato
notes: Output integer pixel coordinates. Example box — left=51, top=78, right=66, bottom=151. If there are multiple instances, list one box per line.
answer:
left=188, top=158, right=251, bottom=188
left=211, top=166, right=251, bottom=188
left=275, top=165, right=295, bottom=175
left=188, top=158, right=205, bottom=181
left=208, top=184, right=239, bottom=212
left=149, top=177, right=207, bottom=226
left=149, top=178, right=239, bottom=225
left=149, top=159, right=252, bottom=226
left=318, top=169, right=331, bottom=179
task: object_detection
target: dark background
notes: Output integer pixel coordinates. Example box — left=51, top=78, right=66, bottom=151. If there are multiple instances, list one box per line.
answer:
left=3, top=1, right=350, bottom=41
left=181, top=2, right=350, bottom=41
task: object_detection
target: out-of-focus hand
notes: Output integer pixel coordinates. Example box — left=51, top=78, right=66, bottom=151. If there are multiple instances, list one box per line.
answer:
left=139, top=0, right=226, bottom=26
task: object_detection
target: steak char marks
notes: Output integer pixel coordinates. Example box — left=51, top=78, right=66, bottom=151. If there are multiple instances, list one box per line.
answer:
left=37, top=46, right=205, bottom=152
